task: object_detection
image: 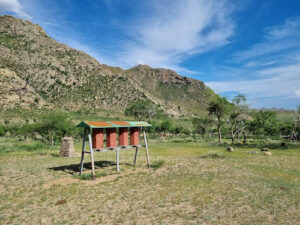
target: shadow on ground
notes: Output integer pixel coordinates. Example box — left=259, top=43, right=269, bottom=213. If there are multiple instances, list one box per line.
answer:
left=48, top=160, right=117, bottom=175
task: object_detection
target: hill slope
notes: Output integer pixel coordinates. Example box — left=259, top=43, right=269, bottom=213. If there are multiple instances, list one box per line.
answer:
left=126, top=65, right=214, bottom=115
left=0, top=15, right=215, bottom=116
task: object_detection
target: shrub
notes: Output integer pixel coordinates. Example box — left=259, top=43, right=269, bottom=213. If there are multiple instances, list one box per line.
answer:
left=200, top=151, right=226, bottom=159
left=182, top=128, right=191, bottom=135
left=150, top=160, right=165, bottom=170
left=37, top=111, right=74, bottom=145
left=0, top=126, right=6, bottom=137
left=160, top=120, right=172, bottom=133
left=73, top=171, right=108, bottom=180
left=125, top=100, right=166, bottom=120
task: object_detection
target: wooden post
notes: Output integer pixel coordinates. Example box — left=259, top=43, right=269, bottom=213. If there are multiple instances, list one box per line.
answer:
left=116, top=148, right=120, bottom=172
left=143, top=128, right=150, bottom=166
left=79, top=128, right=87, bottom=175
left=134, top=146, right=138, bottom=164
left=88, top=130, right=95, bottom=179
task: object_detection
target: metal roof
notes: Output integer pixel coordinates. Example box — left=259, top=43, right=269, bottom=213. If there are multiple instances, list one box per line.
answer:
left=77, top=121, right=151, bottom=128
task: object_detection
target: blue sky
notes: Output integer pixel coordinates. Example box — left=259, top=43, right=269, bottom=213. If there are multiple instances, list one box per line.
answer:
left=1, top=0, right=300, bottom=109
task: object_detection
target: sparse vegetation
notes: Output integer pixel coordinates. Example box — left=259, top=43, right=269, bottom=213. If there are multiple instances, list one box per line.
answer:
left=200, top=151, right=226, bottom=159
left=124, top=100, right=166, bottom=120
left=150, top=160, right=165, bottom=170
left=0, top=137, right=299, bottom=224
left=0, top=15, right=299, bottom=225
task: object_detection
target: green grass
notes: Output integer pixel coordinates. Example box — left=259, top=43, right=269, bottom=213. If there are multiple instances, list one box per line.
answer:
left=0, top=138, right=52, bottom=154
left=73, top=171, right=109, bottom=180
left=200, top=151, right=226, bottom=159
left=0, top=136, right=299, bottom=224
left=150, top=160, right=166, bottom=170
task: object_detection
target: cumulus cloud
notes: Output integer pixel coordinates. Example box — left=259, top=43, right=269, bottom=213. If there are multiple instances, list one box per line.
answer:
left=235, top=18, right=300, bottom=60
left=207, top=18, right=300, bottom=109
left=116, top=0, right=235, bottom=70
left=0, top=0, right=30, bottom=18
left=207, top=63, right=300, bottom=98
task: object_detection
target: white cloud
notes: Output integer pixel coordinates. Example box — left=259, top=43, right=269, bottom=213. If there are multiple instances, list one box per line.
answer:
left=207, top=17, right=300, bottom=109
left=116, top=0, right=235, bottom=70
left=235, top=18, right=300, bottom=60
left=295, top=90, right=300, bottom=98
left=0, top=0, right=30, bottom=18
left=207, top=63, right=300, bottom=98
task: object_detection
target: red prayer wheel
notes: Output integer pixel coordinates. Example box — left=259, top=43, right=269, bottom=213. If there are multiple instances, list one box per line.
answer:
left=130, top=127, right=139, bottom=145
left=92, top=128, right=104, bottom=149
left=106, top=128, right=117, bottom=148
left=119, top=128, right=128, bottom=146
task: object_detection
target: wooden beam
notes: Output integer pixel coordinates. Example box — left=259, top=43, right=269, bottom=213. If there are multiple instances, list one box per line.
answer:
left=93, top=145, right=143, bottom=152
left=134, top=146, right=138, bottom=165
left=116, top=148, right=120, bottom=172
left=88, top=130, right=95, bottom=179
left=79, top=128, right=87, bottom=175
left=143, top=129, right=150, bottom=166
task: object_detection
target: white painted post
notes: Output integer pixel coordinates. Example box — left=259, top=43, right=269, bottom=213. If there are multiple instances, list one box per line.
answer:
left=79, top=128, right=87, bottom=175
left=88, top=130, right=95, bottom=179
left=143, top=129, right=150, bottom=166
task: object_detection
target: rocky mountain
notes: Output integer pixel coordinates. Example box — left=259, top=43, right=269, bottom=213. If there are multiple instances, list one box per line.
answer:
left=0, top=15, right=215, bottom=116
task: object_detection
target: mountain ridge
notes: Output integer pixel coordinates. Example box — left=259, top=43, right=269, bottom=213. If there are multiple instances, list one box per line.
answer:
left=0, top=15, right=215, bottom=116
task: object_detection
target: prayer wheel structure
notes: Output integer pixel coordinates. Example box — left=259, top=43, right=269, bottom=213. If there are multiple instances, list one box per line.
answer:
left=92, top=128, right=104, bottom=149
left=130, top=127, right=140, bottom=145
left=119, top=128, right=128, bottom=146
left=106, top=128, right=117, bottom=148
left=77, top=121, right=151, bottom=177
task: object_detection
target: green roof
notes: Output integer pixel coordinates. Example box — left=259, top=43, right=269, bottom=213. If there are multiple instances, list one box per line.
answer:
left=76, top=121, right=151, bottom=128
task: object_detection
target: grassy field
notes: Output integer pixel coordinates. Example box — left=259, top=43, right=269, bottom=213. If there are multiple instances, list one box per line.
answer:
left=0, top=137, right=299, bottom=224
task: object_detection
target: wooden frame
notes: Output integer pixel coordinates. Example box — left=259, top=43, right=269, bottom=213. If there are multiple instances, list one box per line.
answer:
left=79, top=127, right=150, bottom=179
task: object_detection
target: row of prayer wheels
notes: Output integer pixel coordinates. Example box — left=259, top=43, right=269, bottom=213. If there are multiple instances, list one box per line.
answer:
left=92, top=127, right=140, bottom=149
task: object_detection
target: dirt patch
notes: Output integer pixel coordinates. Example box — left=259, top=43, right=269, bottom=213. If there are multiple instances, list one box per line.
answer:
left=42, top=177, right=77, bottom=189
left=43, top=169, right=149, bottom=189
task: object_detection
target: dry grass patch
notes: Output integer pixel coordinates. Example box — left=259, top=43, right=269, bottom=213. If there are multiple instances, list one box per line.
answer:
left=0, top=138, right=299, bottom=224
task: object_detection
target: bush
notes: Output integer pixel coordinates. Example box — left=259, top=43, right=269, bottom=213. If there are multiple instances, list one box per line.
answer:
left=73, top=171, right=109, bottom=180
left=200, top=151, right=226, bottom=159
left=182, top=128, right=191, bottom=135
left=160, top=120, right=172, bottom=133
left=37, top=111, right=74, bottom=145
left=150, top=160, right=165, bottom=170
left=0, top=126, right=6, bottom=137
left=125, top=100, right=166, bottom=120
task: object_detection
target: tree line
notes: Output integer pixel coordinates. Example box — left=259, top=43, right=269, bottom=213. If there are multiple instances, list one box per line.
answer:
left=0, top=96, right=299, bottom=145
left=125, top=96, right=300, bottom=143
left=0, top=112, right=76, bottom=145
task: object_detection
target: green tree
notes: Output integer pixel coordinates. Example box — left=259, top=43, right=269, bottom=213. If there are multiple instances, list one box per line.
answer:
left=251, top=110, right=279, bottom=139
left=125, top=100, right=165, bottom=120
left=160, top=120, right=172, bottom=133
left=37, top=112, right=73, bottom=145
left=193, top=117, right=214, bottom=137
left=170, top=126, right=184, bottom=135
left=0, top=126, right=6, bottom=137
left=228, top=94, right=249, bottom=143
left=289, top=105, right=300, bottom=141
left=208, top=96, right=229, bottom=143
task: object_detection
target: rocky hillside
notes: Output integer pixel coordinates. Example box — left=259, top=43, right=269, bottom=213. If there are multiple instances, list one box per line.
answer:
left=0, top=15, right=215, bottom=116
left=126, top=65, right=214, bottom=115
